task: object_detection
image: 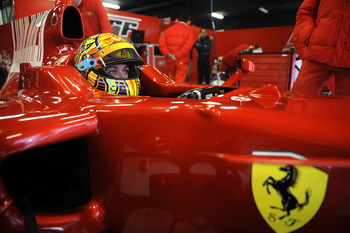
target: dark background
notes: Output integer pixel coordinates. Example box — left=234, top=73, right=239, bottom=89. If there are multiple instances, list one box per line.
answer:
left=103, top=0, right=303, bottom=30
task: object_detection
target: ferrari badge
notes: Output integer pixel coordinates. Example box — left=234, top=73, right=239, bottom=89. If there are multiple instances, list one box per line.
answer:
left=252, top=164, right=329, bottom=232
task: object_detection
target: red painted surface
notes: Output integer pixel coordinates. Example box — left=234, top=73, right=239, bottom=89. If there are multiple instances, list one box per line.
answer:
left=14, top=0, right=54, bottom=19
left=1, top=2, right=350, bottom=233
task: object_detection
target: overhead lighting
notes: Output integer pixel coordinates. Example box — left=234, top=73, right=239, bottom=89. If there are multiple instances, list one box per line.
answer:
left=259, top=7, right=269, bottom=14
left=102, top=2, right=120, bottom=10
left=211, top=12, right=224, bottom=20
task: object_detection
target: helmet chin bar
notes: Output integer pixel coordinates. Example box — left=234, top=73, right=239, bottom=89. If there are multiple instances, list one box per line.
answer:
left=103, top=77, right=141, bottom=95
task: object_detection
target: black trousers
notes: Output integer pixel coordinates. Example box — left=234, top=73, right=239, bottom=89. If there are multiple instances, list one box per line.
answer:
left=197, top=55, right=210, bottom=84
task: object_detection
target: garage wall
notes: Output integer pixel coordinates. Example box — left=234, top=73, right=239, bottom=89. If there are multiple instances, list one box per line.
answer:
left=214, top=26, right=294, bottom=57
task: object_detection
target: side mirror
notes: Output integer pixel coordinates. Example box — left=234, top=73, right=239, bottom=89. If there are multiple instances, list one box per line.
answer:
left=223, top=59, right=255, bottom=86
left=236, top=59, right=255, bottom=73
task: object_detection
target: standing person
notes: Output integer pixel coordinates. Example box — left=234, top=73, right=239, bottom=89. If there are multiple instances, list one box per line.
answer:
left=292, top=0, right=350, bottom=96
left=195, top=28, right=213, bottom=84
left=72, top=0, right=113, bottom=38
left=158, top=13, right=196, bottom=83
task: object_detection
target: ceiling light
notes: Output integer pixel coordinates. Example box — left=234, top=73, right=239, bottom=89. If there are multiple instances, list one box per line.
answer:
left=259, top=7, right=269, bottom=14
left=103, top=2, right=120, bottom=10
left=211, top=12, right=224, bottom=19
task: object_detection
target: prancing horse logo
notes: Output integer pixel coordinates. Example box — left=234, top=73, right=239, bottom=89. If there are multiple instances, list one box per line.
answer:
left=263, top=165, right=311, bottom=220
left=251, top=163, right=329, bottom=232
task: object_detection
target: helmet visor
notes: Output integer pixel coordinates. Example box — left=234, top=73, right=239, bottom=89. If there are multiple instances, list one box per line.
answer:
left=92, top=42, right=143, bottom=68
left=102, top=48, right=143, bottom=66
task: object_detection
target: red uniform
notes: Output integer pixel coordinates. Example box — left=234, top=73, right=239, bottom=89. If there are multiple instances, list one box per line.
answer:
left=292, top=0, right=350, bottom=95
left=159, top=21, right=195, bottom=83
left=77, top=0, right=113, bottom=38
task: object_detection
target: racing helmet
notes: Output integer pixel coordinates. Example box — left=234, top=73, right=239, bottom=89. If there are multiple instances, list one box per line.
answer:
left=74, top=33, right=144, bottom=95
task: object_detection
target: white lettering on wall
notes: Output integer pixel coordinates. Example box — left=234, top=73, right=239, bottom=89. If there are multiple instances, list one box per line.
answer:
left=108, top=14, right=142, bottom=38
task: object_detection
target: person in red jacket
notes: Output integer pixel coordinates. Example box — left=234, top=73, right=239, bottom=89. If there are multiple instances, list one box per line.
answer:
left=292, top=0, right=350, bottom=96
left=158, top=13, right=195, bottom=83
left=292, top=31, right=335, bottom=94
left=72, top=0, right=113, bottom=38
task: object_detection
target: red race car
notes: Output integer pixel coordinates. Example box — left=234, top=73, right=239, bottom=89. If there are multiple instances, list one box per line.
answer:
left=0, top=1, right=350, bottom=233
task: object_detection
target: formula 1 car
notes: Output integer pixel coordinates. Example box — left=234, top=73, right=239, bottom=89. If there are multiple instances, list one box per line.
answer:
left=1, top=1, right=350, bottom=233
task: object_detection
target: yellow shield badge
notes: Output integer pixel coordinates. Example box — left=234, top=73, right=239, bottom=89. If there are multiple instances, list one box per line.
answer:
left=252, top=164, right=329, bottom=233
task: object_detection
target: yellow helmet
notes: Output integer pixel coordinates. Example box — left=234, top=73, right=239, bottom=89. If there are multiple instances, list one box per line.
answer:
left=74, top=33, right=144, bottom=95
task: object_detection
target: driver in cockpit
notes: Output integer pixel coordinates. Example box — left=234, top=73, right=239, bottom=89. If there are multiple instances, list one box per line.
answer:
left=74, top=33, right=144, bottom=96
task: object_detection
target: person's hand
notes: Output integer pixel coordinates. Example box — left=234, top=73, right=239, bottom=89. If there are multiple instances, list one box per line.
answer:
left=168, top=53, right=176, bottom=60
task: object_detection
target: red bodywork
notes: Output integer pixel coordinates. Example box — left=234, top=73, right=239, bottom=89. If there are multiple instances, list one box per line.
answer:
left=1, top=2, right=350, bottom=233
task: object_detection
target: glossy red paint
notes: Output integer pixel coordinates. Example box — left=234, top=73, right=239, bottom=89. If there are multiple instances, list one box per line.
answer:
left=1, top=1, right=350, bottom=233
